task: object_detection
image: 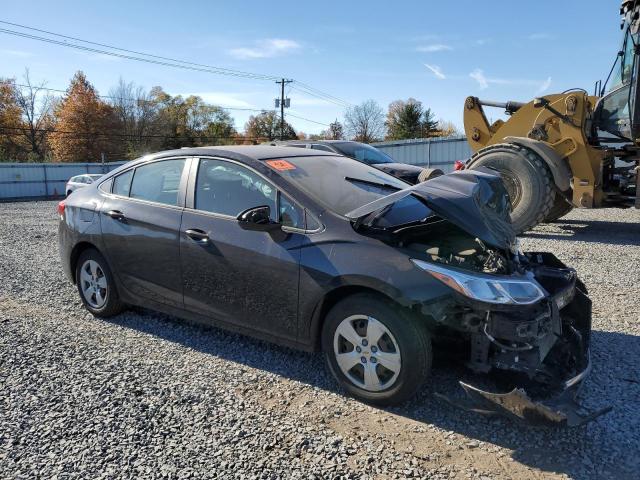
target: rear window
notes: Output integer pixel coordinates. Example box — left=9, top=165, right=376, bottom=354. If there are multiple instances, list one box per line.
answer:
left=268, top=155, right=408, bottom=216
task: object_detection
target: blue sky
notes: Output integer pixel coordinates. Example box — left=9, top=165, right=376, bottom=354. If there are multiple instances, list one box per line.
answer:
left=0, top=0, right=623, bottom=134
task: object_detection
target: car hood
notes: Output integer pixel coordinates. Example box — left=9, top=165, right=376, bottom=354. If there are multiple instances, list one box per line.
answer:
left=345, top=168, right=516, bottom=250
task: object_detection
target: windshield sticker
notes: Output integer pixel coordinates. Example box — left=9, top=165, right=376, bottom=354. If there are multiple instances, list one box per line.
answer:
left=266, top=159, right=296, bottom=171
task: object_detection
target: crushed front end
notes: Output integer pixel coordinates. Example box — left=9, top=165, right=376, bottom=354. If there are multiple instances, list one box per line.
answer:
left=347, top=169, right=610, bottom=426
left=423, top=251, right=611, bottom=427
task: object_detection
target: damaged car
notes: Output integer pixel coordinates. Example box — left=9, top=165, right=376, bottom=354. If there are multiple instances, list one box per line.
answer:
left=58, top=146, right=609, bottom=427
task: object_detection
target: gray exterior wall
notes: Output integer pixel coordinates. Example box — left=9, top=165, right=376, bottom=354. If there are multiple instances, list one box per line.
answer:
left=0, top=162, right=126, bottom=201
left=373, top=136, right=472, bottom=173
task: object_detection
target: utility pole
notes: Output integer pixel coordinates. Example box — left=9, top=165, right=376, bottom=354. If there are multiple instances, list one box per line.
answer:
left=275, top=78, right=292, bottom=140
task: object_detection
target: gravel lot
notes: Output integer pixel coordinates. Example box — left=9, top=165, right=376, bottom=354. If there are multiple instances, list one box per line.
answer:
left=1, top=200, right=639, bottom=479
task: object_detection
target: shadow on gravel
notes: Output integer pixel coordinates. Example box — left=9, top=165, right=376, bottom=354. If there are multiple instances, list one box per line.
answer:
left=105, top=310, right=640, bottom=479
left=521, top=219, right=640, bottom=246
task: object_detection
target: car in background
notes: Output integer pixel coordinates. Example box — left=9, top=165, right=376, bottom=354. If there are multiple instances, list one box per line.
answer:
left=270, top=140, right=441, bottom=184
left=57, top=145, right=607, bottom=426
left=66, top=174, right=103, bottom=196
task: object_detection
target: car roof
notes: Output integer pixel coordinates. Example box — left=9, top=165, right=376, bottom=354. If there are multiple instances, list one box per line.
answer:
left=149, top=145, right=339, bottom=161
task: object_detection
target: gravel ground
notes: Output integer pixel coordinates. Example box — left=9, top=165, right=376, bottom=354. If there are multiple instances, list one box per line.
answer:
left=1, top=200, right=639, bottom=479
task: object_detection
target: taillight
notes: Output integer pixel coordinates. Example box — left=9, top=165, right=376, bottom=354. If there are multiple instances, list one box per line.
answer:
left=57, top=200, right=66, bottom=218
left=454, top=160, right=465, bottom=171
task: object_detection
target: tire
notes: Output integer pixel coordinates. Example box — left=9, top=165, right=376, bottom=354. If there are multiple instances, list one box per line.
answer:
left=75, top=248, right=124, bottom=317
left=468, top=143, right=555, bottom=233
left=544, top=195, right=573, bottom=223
left=321, top=293, right=432, bottom=406
left=418, top=167, right=444, bottom=183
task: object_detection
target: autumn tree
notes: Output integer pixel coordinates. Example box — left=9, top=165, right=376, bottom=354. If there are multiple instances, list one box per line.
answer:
left=435, top=119, right=461, bottom=137
left=149, top=88, right=237, bottom=150
left=344, top=100, right=385, bottom=143
left=50, top=72, right=118, bottom=162
left=0, top=78, right=23, bottom=161
left=244, top=111, right=296, bottom=141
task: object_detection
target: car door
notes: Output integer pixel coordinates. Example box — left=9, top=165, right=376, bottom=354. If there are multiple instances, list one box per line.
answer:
left=179, top=157, right=304, bottom=341
left=100, top=157, right=189, bottom=308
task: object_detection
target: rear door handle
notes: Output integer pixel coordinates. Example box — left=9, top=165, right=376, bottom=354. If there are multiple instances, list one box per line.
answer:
left=106, top=210, right=125, bottom=220
left=185, top=229, right=209, bottom=243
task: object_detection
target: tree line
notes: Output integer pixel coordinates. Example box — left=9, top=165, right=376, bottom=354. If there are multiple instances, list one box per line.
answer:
left=0, top=70, right=459, bottom=163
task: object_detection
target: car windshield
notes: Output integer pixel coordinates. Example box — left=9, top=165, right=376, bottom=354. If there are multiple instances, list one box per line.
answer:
left=332, top=142, right=394, bottom=165
left=271, top=155, right=408, bottom=215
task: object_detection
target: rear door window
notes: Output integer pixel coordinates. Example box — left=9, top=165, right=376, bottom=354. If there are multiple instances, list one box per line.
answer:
left=129, top=159, right=186, bottom=206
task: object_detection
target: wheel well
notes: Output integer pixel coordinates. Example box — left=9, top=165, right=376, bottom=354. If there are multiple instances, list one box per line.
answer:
left=69, top=242, right=99, bottom=284
left=311, top=285, right=402, bottom=351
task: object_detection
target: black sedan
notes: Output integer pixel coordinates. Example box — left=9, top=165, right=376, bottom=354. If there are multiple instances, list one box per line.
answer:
left=270, top=140, right=441, bottom=184
left=58, top=146, right=607, bottom=426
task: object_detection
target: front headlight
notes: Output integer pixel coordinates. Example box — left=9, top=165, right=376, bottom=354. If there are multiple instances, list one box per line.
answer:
left=411, top=259, right=546, bottom=305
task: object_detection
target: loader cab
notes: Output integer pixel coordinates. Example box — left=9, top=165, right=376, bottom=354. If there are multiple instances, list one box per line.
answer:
left=594, top=18, right=640, bottom=141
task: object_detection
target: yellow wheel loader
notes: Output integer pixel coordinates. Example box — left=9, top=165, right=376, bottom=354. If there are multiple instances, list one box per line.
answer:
left=463, top=0, right=640, bottom=233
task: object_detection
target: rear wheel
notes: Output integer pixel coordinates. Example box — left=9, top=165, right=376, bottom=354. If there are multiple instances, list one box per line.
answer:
left=75, top=248, right=124, bottom=317
left=321, top=293, right=432, bottom=406
left=468, top=143, right=555, bottom=233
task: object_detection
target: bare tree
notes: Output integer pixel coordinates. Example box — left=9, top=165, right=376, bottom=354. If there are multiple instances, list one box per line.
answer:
left=14, top=69, right=54, bottom=161
left=321, top=119, right=344, bottom=140
left=109, top=78, right=159, bottom=157
left=344, top=100, right=385, bottom=143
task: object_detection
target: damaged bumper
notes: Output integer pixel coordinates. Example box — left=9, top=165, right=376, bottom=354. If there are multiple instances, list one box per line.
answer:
left=433, top=252, right=611, bottom=427
left=439, top=355, right=611, bottom=427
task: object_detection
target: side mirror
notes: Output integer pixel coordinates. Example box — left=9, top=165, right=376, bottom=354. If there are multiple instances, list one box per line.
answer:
left=237, top=205, right=281, bottom=231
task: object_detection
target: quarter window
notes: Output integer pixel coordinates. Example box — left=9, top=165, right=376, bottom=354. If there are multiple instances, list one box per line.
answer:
left=112, top=170, right=133, bottom=197
left=129, top=159, right=186, bottom=206
left=278, top=193, right=304, bottom=228
left=195, top=159, right=277, bottom=219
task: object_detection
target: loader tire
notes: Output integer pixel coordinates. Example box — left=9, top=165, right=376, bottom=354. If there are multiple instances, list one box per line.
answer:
left=468, top=143, right=555, bottom=233
left=544, top=195, right=573, bottom=223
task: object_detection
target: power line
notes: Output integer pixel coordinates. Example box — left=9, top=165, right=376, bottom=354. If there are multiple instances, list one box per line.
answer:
left=0, top=125, right=267, bottom=142
left=0, top=20, right=279, bottom=81
left=285, top=112, right=331, bottom=127
left=0, top=20, right=354, bottom=108
left=12, top=82, right=274, bottom=113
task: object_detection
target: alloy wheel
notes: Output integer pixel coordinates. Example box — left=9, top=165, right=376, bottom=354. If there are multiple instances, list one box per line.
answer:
left=333, top=315, right=402, bottom=392
left=80, top=259, right=108, bottom=309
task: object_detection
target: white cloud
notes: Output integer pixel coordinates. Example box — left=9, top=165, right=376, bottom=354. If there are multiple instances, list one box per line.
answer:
left=537, top=76, right=552, bottom=93
left=424, top=63, right=446, bottom=80
left=416, top=44, right=453, bottom=53
left=470, top=69, right=553, bottom=93
left=528, top=33, right=554, bottom=41
left=470, top=69, right=489, bottom=89
left=0, top=49, right=33, bottom=57
left=229, top=39, right=301, bottom=59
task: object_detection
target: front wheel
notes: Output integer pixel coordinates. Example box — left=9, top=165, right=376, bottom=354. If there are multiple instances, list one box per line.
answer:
left=321, top=294, right=432, bottom=406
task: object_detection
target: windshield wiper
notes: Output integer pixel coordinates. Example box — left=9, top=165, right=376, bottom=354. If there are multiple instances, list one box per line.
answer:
left=344, top=176, right=402, bottom=191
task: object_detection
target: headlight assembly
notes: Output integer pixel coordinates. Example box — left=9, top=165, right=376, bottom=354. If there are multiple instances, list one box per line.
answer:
left=411, top=259, right=546, bottom=305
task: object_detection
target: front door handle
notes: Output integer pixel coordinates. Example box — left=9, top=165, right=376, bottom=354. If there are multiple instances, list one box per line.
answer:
left=185, top=229, right=209, bottom=243
left=106, top=210, right=125, bottom=221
